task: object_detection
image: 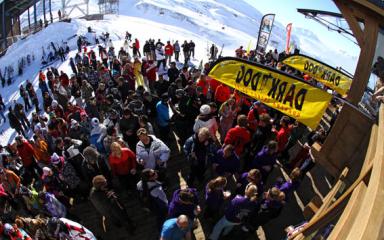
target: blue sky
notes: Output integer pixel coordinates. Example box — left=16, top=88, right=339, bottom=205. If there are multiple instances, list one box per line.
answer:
left=245, top=0, right=360, bottom=71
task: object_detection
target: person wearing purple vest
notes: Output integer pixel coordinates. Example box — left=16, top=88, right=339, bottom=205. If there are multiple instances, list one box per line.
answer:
left=204, top=176, right=231, bottom=221
left=168, top=188, right=200, bottom=221
left=243, top=187, right=285, bottom=233
left=212, top=144, right=240, bottom=177
left=250, top=140, right=278, bottom=181
left=236, top=168, right=264, bottom=197
left=275, top=167, right=301, bottom=201
left=208, top=184, right=259, bottom=240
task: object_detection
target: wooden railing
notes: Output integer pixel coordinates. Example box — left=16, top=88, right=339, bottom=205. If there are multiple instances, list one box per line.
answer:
left=289, top=104, right=384, bottom=240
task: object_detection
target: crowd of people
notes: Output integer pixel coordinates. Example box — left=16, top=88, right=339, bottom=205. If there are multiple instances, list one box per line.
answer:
left=0, top=27, right=334, bottom=240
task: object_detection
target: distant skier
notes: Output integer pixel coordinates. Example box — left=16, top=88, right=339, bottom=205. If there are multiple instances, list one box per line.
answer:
left=155, top=44, right=166, bottom=71
left=125, top=31, right=132, bottom=41
left=8, top=107, right=26, bottom=137
left=143, top=40, right=151, bottom=60
left=173, top=40, right=180, bottom=62
left=69, top=57, right=77, bottom=75
left=77, top=37, right=82, bottom=52
left=189, top=40, right=195, bottom=59
left=58, top=47, right=66, bottom=62
left=134, top=38, right=141, bottom=57
left=181, top=40, right=190, bottom=64
left=210, top=44, right=218, bottom=60
left=164, top=41, right=174, bottom=65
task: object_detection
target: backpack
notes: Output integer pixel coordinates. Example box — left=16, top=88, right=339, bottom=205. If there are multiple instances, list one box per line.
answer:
left=139, top=183, right=168, bottom=212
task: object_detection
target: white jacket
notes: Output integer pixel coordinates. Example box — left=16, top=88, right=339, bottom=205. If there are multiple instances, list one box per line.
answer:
left=137, top=180, right=168, bottom=205
left=90, top=124, right=107, bottom=143
left=136, top=135, right=170, bottom=169
left=193, top=116, right=218, bottom=140
left=155, top=48, right=165, bottom=61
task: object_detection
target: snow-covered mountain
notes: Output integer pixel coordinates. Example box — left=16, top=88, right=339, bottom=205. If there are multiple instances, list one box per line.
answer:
left=0, top=0, right=358, bottom=146
left=17, top=0, right=358, bottom=70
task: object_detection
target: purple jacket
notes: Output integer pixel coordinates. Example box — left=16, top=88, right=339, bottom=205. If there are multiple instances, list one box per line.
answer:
left=213, top=149, right=240, bottom=175
left=276, top=179, right=300, bottom=201
left=251, top=146, right=277, bottom=169
left=224, top=195, right=258, bottom=223
left=237, top=172, right=264, bottom=196
left=168, top=188, right=199, bottom=220
left=205, top=186, right=224, bottom=211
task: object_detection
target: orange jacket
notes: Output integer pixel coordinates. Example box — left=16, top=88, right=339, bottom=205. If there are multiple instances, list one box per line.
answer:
left=0, top=169, right=20, bottom=195
left=33, top=140, right=51, bottom=165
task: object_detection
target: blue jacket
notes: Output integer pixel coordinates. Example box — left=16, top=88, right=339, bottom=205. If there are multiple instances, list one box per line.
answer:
left=156, top=101, right=169, bottom=127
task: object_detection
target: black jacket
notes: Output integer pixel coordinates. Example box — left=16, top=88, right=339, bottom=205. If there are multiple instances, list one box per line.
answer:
left=167, top=68, right=180, bottom=83
left=8, top=111, right=21, bottom=129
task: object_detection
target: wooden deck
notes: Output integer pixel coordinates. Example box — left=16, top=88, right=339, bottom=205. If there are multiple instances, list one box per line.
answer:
left=71, top=130, right=334, bottom=240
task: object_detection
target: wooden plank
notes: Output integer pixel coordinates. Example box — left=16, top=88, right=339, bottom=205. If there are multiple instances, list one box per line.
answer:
left=360, top=124, right=378, bottom=174
left=327, top=182, right=367, bottom=240
left=334, top=0, right=364, bottom=46
left=351, top=0, right=384, bottom=19
left=345, top=105, right=384, bottom=240
left=288, top=161, right=373, bottom=239
left=345, top=15, right=379, bottom=104
left=310, top=168, right=348, bottom=220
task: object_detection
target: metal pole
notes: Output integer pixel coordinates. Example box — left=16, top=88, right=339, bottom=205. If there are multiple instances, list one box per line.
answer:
left=49, top=0, right=53, bottom=23
left=33, top=0, right=37, bottom=30
left=43, top=0, right=46, bottom=25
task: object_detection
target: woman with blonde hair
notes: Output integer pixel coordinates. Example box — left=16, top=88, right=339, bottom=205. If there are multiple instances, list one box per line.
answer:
left=109, top=142, right=137, bottom=191
left=209, top=184, right=259, bottom=240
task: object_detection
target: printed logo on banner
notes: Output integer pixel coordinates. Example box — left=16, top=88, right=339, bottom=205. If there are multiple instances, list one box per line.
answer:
left=208, top=57, right=332, bottom=129
left=255, top=14, right=275, bottom=56
left=282, top=54, right=352, bottom=96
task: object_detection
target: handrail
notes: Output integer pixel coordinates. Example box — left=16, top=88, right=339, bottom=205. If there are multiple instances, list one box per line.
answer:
left=343, top=104, right=384, bottom=239
left=289, top=162, right=373, bottom=240
left=327, top=125, right=378, bottom=239
left=289, top=104, right=384, bottom=240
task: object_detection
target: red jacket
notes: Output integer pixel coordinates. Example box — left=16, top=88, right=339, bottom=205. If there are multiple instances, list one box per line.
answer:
left=109, top=148, right=136, bottom=176
left=209, top=78, right=220, bottom=93
left=247, top=107, right=267, bottom=132
left=165, top=44, right=174, bottom=56
left=215, top=84, right=231, bottom=103
left=224, top=126, right=251, bottom=156
left=196, top=79, right=209, bottom=96
left=60, top=73, right=70, bottom=87
left=146, top=61, right=157, bottom=81
left=276, top=126, right=292, bottom=153
left=39, top=72, right=46, bottom=81
left=135, top=39, right=140, bottom=50
left=17, top=141, right=35, bottom=167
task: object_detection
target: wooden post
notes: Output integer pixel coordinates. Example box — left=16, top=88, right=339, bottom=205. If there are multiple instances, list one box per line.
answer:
left=27, top=8, right=31, bottom=31
left=334, top=0, right=380, bottom=105
left=10, top=17, right=14, bottom=37
left=1, top=1, right=6, bottom=48
left=33, top=0, right=38, bottom=31
left=49, top=0, right=53, bottom=23
left=346, top=16, right=379, bottom=105
left=43, top=0, right=47, bottom=26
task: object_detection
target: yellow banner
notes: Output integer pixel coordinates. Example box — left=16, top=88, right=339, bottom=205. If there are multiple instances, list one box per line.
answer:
left=282, top=54, right=352, bottom=96
left=208, top=58, right=332, bottom=129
